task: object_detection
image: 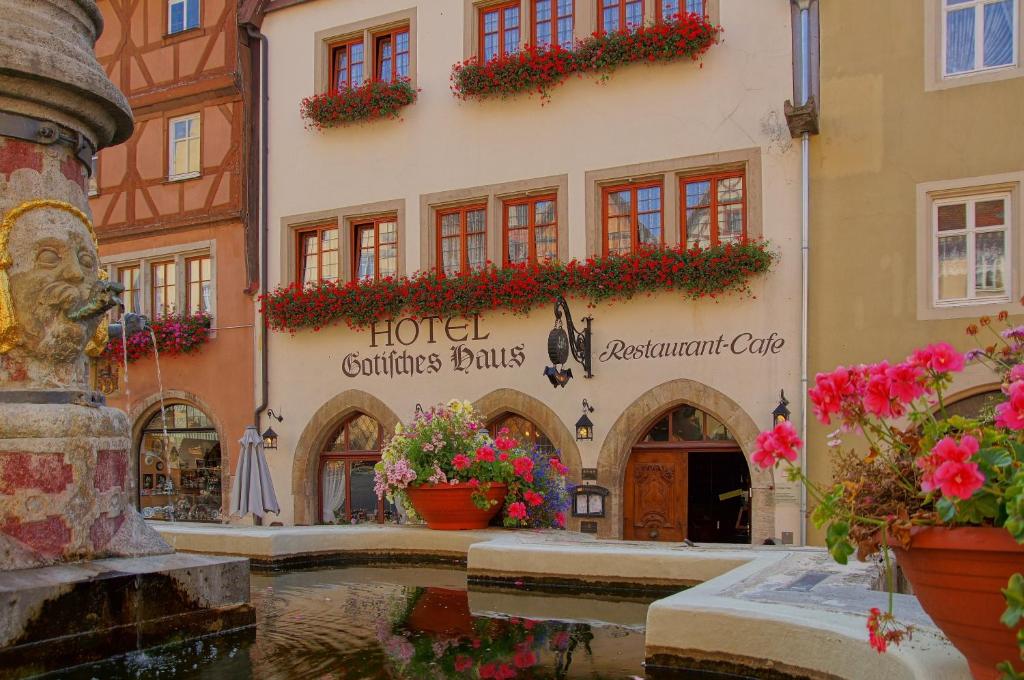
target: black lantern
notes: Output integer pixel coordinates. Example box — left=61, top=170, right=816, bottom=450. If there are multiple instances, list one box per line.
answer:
left=572, top=484, right=608, bottom=517
left=542, top=296, right=593, bottom=388
left=575, top=399, right=595, bottom=441
left=261, top=427, right=279, bottom=450
left=772, top=390, right=791, bottom=426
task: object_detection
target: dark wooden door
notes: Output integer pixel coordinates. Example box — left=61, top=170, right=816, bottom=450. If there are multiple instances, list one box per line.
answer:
left=623, top=450, right=688, bottom=541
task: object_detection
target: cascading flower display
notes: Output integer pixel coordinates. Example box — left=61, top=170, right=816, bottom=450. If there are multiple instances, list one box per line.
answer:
left=751, top=308, right=1024, bottom=672
left=374, top=400, right=569, bottom=528
left=260, top=241, right=773, bottom=334
left=300, top=78, right=417, bottom=130
left=100, top=311, right=212, bottom=364
left=451, top=13, right=720, bottom=101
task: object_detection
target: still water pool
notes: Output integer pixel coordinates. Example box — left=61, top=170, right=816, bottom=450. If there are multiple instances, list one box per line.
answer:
left=52, top=566, right=665, bottom=680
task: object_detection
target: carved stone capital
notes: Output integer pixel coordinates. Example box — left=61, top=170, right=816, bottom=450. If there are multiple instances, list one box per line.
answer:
left=784, top=95, right=820, bottom=138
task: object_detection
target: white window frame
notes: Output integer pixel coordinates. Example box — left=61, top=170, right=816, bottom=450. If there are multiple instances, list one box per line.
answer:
left=102, top=241, right=217, bottom=323
left=168, top=113, right=201, bottom=182
left=942, top=0, right=1019, bottom=78
left=932, top=191, right=1012, bottom=306
left=168, top=0, right=201, bottom=35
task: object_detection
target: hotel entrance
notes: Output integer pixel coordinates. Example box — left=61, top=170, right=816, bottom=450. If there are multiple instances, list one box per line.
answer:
left=623, top=404, right=751, bottom=543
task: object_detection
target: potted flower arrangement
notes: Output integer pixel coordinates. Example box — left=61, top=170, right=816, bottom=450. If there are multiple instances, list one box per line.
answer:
left=374, top=400, right=571, bottom=530
left=752, top=312, right=1024, bottom=680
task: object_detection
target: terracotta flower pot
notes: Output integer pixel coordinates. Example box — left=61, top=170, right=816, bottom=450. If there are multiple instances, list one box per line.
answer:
left=893, top=527, right=1023, bottom=680
left=405, top=482, right=508, bottom=530
left=404, top=587, right=474, bottom=636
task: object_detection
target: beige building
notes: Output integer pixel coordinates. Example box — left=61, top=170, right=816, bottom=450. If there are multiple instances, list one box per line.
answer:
left=808, top=0, right=1024, bottom=541
left=257, top=0, right=807, bottom=543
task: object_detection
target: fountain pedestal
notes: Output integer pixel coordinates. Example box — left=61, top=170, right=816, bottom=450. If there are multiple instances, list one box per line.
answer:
left=0, top=1, right=254, bottom=675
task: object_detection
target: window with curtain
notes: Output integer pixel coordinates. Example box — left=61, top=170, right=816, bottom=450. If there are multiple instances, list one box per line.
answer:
left=354, top=217, right=398, bottom=281
left=944, top=0, right=1017, bottom=76
left=600, top=0, right=644, bottom=33
left=438, top=205, right=487, bottom=276
left=297, top=225, right=339, bottom=286
left=331, top=39, right=365, bottom=91
left=186, top=255, right=212, bottom=314
left=151, top=260, right=176, bottom=316
left=602, top=182, right=663, bottom=255
left=118, top=265, right=140, bottom=318
left=489, top=414, right=556, bottom=456
left=375, top=28, right=410, bottom=81
left=658, top=0, right=704, bottom=21
left=533, top=0, right=574, bottom=49
left=481, top=2, right=521, bottom=60
left=504, top=195, right=558, bottom=265
left=682, top=171, right=746, bottom=248
left=319, top=414, right=393, bottom=524
left=933, top=192, right=1011, bottom=305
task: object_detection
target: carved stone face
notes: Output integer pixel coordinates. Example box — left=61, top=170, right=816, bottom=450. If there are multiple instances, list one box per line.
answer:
left=6, top=206, right=100, bottom=361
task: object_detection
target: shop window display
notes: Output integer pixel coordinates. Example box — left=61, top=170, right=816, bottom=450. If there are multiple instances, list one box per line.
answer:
left=138, top=403, right=222, bottom=522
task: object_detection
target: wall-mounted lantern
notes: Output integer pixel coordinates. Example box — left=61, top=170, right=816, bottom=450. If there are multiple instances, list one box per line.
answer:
left=261, top=409, right=283, bottom=450
left=572, top=484, right=609, bottom=518
left=543, top=295, right=593, bottom=388
left=575, top=399, right=595, bottom=441
left=772, top=390, right=791, bottom=427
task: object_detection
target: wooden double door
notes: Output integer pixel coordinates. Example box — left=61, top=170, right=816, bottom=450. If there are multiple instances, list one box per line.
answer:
left=623, top=447, right=749, bottom=542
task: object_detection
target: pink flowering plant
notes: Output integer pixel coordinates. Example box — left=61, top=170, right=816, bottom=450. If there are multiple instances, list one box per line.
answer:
left=100, top=311, right=212, bottom=363
left=753, top=311, right=1024, bottom=672
left=374, top=400, right=570, bottom=528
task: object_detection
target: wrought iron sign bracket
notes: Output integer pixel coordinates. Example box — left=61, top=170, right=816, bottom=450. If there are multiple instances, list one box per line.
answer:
left=554, top=295, right=593, bottom=379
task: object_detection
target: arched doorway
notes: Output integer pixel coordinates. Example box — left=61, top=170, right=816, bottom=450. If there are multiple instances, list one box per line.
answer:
left=488, top=412, right=556, bottom=457
left=624, top=404, right=751, bottom=543
left=137, top=403, right=222, bottom=522
left=318, top=412, right=394, bottom=524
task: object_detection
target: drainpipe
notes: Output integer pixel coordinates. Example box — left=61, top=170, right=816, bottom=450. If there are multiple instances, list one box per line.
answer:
left=245, top=24, right=270, bottom=435
left=796, top=0, right=811, bottom=546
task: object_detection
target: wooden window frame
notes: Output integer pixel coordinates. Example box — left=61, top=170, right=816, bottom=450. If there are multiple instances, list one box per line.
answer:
left=680, top=170, right=747, bottom=248
left=479, top=1, right=522, bottom=61
left=633, top=404, right=737, bottom=451
left=352, top=216, right=399, bottom=282
left=167, top=112, right=201, bottom=181
left=931, top=191, right=1012, bottom=306
left=532, top=0, right=575, bottom=49
left=598, top=0, right=645, bottom=33
left=329, top=38, right=366, bottom=92
left=437, top=204, right=488, bottom=276
left=296, top=224, right=340, bottom=286
left=167, top=0, right=201, bottom=35
left=318, top=416, right=386, bottom=525
left=116, top=265, right=140, bottom=319
left=502, top=194, right=558, bottom=265
left=374, top=26, right=411, bottom=81
left=150, top=260, right=176, bottom=317
left=601, top=181, right=664, bottom=256
left=941, top=0, right=1020, bottom=78
left=185, top=255, right=212, bottom=314
left=656, top=0, right=703, bottom=21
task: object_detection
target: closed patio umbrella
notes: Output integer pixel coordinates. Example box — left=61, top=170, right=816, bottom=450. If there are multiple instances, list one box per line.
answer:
left=230, top=426, right=280, bottom=520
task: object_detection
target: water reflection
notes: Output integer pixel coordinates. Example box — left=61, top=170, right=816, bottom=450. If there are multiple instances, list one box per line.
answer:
left=53, top=567, right=649, bottom=680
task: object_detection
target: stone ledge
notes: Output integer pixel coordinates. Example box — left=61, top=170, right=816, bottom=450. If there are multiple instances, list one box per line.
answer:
left=0, top=553, right=254, bottom=679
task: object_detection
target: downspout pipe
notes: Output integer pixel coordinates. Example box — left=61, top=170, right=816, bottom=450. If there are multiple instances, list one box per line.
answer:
left=245, top=24, right=269, bottom=434
left=795, top=0, right=811, bottom=546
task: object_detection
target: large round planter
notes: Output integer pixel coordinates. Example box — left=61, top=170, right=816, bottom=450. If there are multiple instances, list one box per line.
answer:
left=405, top=482, right=508, bottom=530
left=893, top=527, right=1023, bottom=680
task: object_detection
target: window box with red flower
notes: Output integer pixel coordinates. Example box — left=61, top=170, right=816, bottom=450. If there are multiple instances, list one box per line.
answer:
left=300, top=78, right=418, bottom=130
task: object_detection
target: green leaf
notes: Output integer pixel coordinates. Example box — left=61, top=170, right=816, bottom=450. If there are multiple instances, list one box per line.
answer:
left=826, top=521, right=855, bottom=565
left=936, top=496, right=957, bottom=523
left=979, top=447, right=1014, bottom=470
left=1002, top=573, right=1024, bottom=629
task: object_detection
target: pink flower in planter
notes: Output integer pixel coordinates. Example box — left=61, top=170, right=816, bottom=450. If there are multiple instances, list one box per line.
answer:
left=995, top=381, right=1024, bottom=430
left=932, top=460, right=985, bottom=500
left=867, top=608, right=887, bottom=653
left=495, top=435, right=517, bottom=451
left=507, top=502, right=527, bottom=520
left=885, top=362, right=926, bottom=403
left=453, top=454, right=471, bottom=470
left=919, top=436, right=984, bottom=498
left=523, top=490, right=544, bottom=506
left=808, top=367, right=855, bottom=425
left=475, top=445, right=496, bottom=462
left=752, top=421, right=802, bottom=469
left=909, top=342, right=964, bottom=373
left=554, top=511, right=566, bottom=527
left=512, top=456, right=534, bottom=482
left=454, top=655, right=474, bottom=672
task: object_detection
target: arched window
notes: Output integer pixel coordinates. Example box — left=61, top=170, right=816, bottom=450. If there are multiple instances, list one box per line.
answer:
left=640, top=403, right=734, bottom=443
left=489, top=413, right=555, bottom=456
left=319, top=413, right=393, bottom=524
left=138, top=403, right=222, bottom=522
left=944, top=389, right=1003, bottom=420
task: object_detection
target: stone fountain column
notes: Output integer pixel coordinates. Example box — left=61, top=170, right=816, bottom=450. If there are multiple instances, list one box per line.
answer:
left=0, top=0, right=170, bottom=570
left=0, top=2, right=254, bottom=674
